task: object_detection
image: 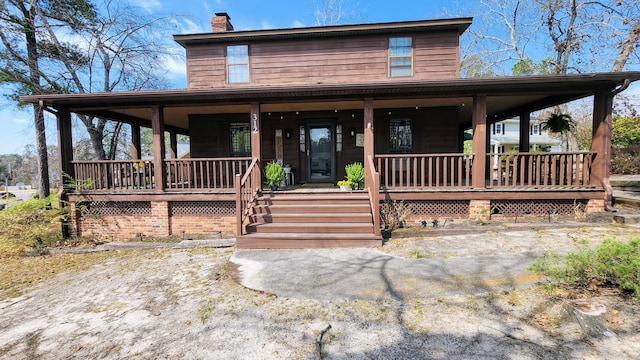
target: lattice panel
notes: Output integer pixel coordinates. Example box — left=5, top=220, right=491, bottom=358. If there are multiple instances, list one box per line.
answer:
left=381, top=200, right=470, bottom=216
left=491, top=199, right=587, bottom=216
left=85, top=201, right=151, bottom=216
left=170, top=201, right=235, bottom=216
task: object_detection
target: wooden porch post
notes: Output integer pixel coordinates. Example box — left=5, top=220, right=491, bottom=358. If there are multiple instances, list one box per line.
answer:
left=363, top=98, right=374, bottom=188
left=151, top=106, right=166, bottom=191
left=591, top=88, right=614, bottom=209
left=472, top=95, right=487, bottom=189
left=131, top=124, right=141, bottom=160
left=56, top=108, right=75, bottom=189
left=250, top=102, right=262, bottom=187
left=169, top=131, right=178, bottom=159
left=519, top=112, right=530, bottom=152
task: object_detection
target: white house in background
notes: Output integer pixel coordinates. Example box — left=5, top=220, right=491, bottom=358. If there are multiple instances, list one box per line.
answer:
left=490, top=118, right=561, bottom=154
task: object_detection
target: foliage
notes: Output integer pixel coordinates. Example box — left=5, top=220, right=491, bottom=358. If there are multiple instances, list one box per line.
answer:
left=612, top=116, right=640, bottom=146
left=264, top=161, right=285, bottom=187
left=380, top=200, right=412, bottom=231
left=611, top=145, right=640, bottom=175
left=541, top=113, right=575, bottom=134
left=0, top=193, right=66, bottom=257
left=345, top=162, right=364, bottom=188
left=529, top=238, right=640, bottom=301
left=337, top=180, right=352, bottom=187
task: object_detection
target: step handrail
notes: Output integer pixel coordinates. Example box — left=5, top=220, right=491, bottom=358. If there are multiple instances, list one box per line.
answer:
left=366, top=155, right=381, bottom=236
left=235, top=157, right=260, bottom=236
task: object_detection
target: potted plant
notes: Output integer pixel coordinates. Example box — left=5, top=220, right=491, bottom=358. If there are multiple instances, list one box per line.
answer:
left=337, top=180, right=352, bottom=191
left=345, top=162, right=364, bottom=189
left=264, top=161, right=285, bottom=191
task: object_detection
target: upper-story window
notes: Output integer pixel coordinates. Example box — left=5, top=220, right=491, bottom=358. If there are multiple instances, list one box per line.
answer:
left=530, top=124, right=540, bottom=135
left=227, top=45, right=249, bottom=83
left=493, top=123, right=505, bottom=135
left=389, top=37, right=413, bottom=77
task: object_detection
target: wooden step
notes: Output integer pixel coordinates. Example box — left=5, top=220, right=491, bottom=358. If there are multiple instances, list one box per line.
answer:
left=252, top=203, right=371, bottom=214
left=237, top=233, right=382, bottom=249
left=249, top=212, right=372, bottom=223
left=246, top=222, right=374, bottom=234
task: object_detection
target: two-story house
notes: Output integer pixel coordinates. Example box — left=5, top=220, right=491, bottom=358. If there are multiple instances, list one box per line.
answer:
left=21, top=13, right=640, bottom=248
left=490, top=118, right=561, bottom=154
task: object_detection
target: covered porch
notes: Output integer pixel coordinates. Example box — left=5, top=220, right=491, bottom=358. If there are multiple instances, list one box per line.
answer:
left=22, top=72, right=640, bottom=243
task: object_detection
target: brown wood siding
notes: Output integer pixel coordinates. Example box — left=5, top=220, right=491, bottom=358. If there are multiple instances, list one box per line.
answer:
left=185, top=31, right=461, bottom=89
left=189, top=114, right=250, bottom=158
left=375, top=107, right=459, bottom=154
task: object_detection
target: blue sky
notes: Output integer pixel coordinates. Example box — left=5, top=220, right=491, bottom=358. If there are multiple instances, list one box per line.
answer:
left=0, top=0, right=463, bottom=155
left=0, top=0, right=637, bottom=155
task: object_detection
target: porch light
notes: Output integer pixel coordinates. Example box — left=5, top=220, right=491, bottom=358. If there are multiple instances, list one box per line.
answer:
left=285, top=129, right=291, bottom=139
left=350, top=128, right=355, bottom=137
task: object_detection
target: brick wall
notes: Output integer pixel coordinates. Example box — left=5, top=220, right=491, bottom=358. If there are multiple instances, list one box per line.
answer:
left=586, top=199, right=605, bottom=213
left=71, top=200, right=237, bottom=241
left=469, top=200, right=491, bottom=222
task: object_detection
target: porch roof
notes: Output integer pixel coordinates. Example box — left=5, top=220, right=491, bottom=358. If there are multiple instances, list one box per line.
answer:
left=21, top=72, right=640, bottom=132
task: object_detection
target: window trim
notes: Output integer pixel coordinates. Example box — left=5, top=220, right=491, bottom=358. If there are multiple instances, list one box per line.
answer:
left=388, top=37, right=413, bottom=78
left=226, top=45, right=249, bottom=84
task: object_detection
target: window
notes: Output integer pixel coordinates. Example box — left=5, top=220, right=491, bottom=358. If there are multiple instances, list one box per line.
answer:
left=493, top=123, right=504, bottom=135
left=390, top=118, right=412, bottom=152
left=230, top=123, right=250, bottom=156
left=227, top=45, right=249, bottom=83
left=389, top=37, right=412, bottom=77
left=530, top=124, right=540, bottom=135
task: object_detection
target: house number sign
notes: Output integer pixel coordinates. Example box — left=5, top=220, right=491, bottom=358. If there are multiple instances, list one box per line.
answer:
left=252, top=114, right=258, bottom=133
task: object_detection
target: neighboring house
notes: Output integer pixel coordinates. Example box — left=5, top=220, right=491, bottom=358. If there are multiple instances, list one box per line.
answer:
left=21, top=13, right=640, bottom=248
left=490, top=118, right=561, bottom=154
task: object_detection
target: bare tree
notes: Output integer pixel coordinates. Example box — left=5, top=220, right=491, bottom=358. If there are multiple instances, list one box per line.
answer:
left=312, top=0, right=362, bottom=25
left=0, top=0, right=97, bottom=199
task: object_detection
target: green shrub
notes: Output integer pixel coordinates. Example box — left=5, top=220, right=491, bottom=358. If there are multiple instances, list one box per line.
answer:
left=264, top=161, right=285, bottom=188
left=530, top=238, right=640, bottom=300
left=345, top=162, right=364, bottom=189
left=0, top=194, right=67, bottom=257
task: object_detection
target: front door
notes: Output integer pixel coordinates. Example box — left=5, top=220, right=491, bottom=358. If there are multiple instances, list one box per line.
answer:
left=308, top=123, right=335, bottom=182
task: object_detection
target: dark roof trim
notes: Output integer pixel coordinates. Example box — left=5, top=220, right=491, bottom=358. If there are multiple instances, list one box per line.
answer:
left=21, top=72, right=640, bottom=108
left=173, top=17, right=473, bottom=47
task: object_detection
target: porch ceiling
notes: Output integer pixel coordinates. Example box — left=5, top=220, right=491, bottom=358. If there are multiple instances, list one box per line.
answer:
left=22, top=72, right=640, bottom=132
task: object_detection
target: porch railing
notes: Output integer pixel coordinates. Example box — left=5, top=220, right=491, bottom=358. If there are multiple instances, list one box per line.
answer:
left=375, top=153, right=473, bottom=189
left=235, top=158, right=261, bottom=236
left=164, top=158, right=252, bottom=190
left=366, top=155, right=381, bottom=236
left=73, top=160, right=155, bottom=191
left=488, top=151, right=596, bottom=188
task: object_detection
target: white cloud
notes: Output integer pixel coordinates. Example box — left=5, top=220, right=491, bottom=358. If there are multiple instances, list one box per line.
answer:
left=261, top=20, right=275, bottom=29
left=12, top=117, right=29, bottom=125
left=132, top=0, right=162, bottom=13
left=172, top=18, right=206, bottom=34
left=292, top=20, right=305, bottom=28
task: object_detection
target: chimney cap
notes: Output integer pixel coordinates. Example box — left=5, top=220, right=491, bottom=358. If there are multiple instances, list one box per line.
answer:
left=215, top=12, right=231, bottom=19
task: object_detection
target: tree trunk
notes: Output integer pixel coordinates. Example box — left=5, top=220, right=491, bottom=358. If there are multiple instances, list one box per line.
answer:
left=88, top=124, right=107, bottom=160
left=33, top=105, right=50, bottom=199
left=613, top=19, right=640, bottom=72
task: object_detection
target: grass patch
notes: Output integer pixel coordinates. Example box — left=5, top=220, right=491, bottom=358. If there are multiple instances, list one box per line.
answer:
left=0, top=251, right=126, bottom=300
left=530, top=237, right=640, bottom=300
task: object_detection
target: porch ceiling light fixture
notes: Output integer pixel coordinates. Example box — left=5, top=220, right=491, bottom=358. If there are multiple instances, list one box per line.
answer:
left=350, top=128, right=355, bottom=137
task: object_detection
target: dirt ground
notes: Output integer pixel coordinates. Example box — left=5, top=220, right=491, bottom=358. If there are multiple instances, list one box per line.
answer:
left=1, top=215, right=639, bottom=359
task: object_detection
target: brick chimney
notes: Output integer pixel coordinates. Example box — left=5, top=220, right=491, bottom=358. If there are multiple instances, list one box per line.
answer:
left=211, top=12, right=233, bottom=32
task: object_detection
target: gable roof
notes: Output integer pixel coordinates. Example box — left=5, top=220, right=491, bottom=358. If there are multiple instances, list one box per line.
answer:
left=173, top=17, right=473, bottom=47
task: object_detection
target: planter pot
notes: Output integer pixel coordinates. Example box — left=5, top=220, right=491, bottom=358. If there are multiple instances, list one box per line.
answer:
left=283, top=167, right=291, bottom=174
left=270, top=185, right=278, bottom=191
left=339, top=185, right=351, bottom=191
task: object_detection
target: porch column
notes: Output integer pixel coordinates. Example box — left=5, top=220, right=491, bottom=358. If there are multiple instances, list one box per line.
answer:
left=151, top=106, right=166, bottom=191
left=250, top=102, right=261, bottom=160
left=169, top=131, right=178, bottom=159
left=56, top=108, right=75, bottom=189
left=472, top=95, right=487, bottom=189
left=131, top=124, right=141, bottom=160
left=519, top=112, right=530, bottom=152
left=591, top=88, right=614, bottom=210
left=363, top=98, right=374, bottom=187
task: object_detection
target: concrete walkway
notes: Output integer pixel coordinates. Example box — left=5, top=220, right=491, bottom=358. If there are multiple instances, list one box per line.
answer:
left=229, top=248, right=540, bottom=301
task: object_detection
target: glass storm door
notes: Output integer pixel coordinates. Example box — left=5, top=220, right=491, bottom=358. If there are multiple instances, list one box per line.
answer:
left=308, top=125, right=334, bottom=182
